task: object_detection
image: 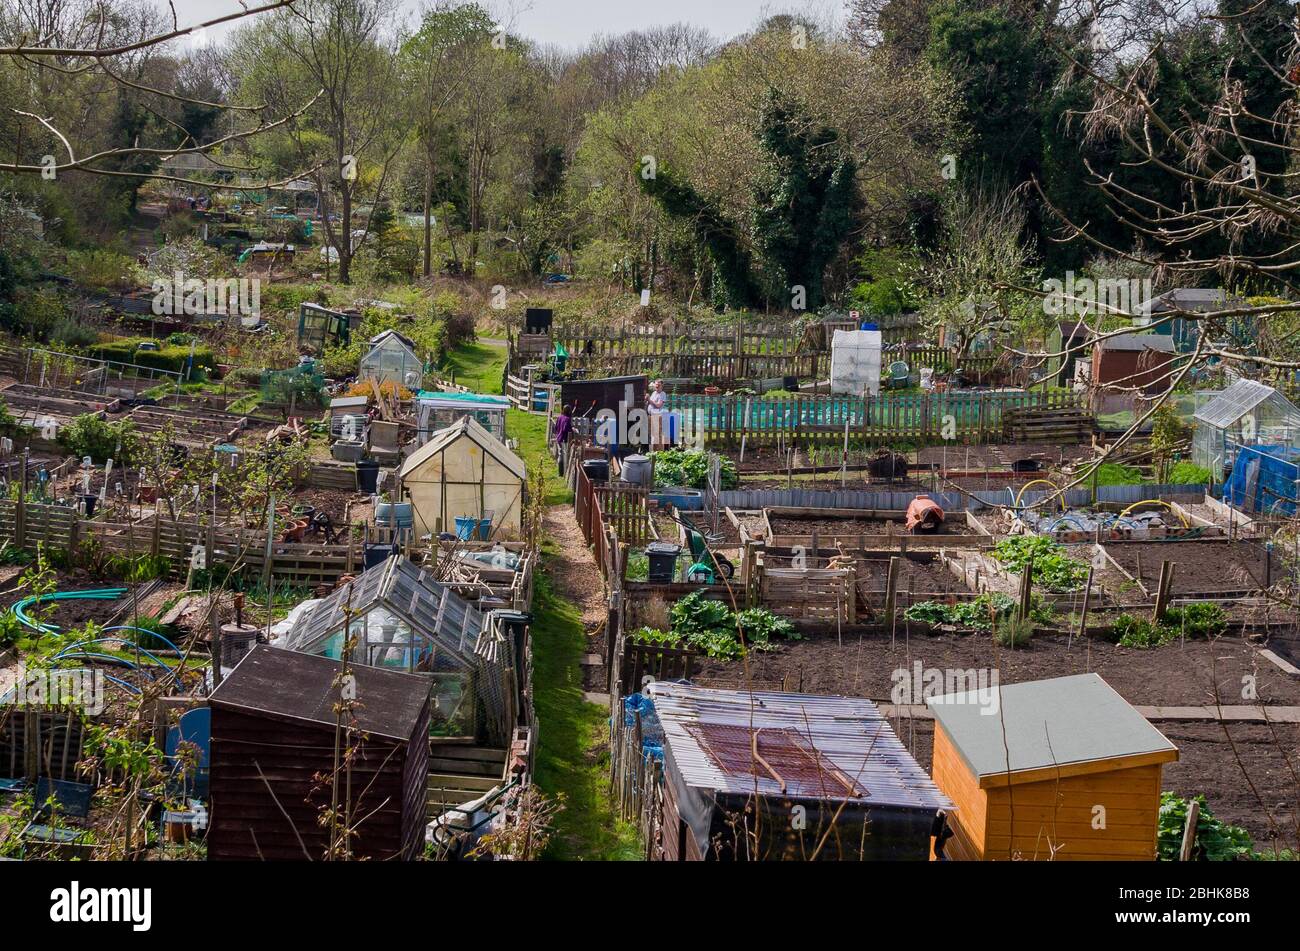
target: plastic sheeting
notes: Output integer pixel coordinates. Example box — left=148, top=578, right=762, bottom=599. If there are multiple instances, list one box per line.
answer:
left=829, top=329, right=882, bottom=397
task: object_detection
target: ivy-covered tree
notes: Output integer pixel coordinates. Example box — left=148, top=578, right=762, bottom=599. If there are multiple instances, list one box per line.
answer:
left=750, top=92, right=857, bottom=311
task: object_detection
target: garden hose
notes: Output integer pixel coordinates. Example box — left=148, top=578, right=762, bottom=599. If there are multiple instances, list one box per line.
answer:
left=11, top=587, right=129, bottom=635
left=1013, top=479, right=1065, bottom=512
left=1117, top=499, right=1189, bottom=527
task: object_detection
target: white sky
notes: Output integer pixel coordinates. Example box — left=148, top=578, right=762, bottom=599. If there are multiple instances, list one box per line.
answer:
left=165, top=0, right=835, bottom=49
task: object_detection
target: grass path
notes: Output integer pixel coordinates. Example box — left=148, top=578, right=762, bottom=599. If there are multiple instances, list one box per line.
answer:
left=530, top=511, right=640, bottom=860
left=451, top=328, right=632, bottom=856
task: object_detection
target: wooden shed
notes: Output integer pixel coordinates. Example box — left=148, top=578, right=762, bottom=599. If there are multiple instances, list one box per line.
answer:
left=1090, top=332, right=1176, bottom=394
left=208, top=646, right=431, bottom=861
left=398, top=416, right=526, bottom=539
left=927, top=673, right=1178, bottom=861
left=648, top=683, right=953, bottom=861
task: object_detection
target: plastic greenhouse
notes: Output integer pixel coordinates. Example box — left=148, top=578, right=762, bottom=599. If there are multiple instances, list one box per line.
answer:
left=360, top=329, right=422, bottom=389
left=280, top=555, right=521, bottom=741
left=1192, top=379, right=1300, bottom=480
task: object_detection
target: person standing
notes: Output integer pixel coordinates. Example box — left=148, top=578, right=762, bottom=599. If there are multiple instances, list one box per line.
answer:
left=647, top=380, right=667, bottom=450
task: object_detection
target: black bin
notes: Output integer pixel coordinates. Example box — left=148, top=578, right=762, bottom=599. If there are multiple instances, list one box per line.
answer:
left=645, top=542, right=682, bottom=583
left=582, top=458, right=609, bottom=484
left=356, top=460, right=380, bottom=493
left=363, top=542, right=397, bottom=569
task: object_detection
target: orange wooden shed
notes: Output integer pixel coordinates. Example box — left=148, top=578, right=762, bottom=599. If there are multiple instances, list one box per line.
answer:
left=927, top=673, right=1178, bottom=861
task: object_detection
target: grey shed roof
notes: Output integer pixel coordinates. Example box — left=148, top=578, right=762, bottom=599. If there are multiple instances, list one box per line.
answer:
left=927, top=673, right=1177, bottom=781
left=1146, top=288, right=1240, bottom=313
left=1098, top=332, right=1176, bottom=352
left=648, top=682, right=953, bottom=810
left=1193, top=378, right=1300, bottom=429
left=210, top=645, right=432, bottom=741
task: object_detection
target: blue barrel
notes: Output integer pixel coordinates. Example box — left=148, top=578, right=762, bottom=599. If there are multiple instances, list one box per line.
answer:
left=374, top=502, right=413, bottom=529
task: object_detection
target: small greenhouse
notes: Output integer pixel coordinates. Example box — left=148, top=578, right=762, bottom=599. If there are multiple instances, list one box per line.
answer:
left=1192, top=379, right=1300, bottom=480
left=281, top=555, right=484, bottom=736
left=416, top=391, right=509, bottom=445
left=360, top=329, right=422, bottom=389
left=398, top=416, right=526, bottom=539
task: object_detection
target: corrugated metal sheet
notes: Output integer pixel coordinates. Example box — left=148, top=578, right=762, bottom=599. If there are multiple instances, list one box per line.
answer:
left=648, top=683, right=952, bottom=811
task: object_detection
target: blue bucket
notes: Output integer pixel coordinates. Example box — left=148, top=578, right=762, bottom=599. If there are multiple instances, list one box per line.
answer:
left=454, top=516, right=492, bottom=540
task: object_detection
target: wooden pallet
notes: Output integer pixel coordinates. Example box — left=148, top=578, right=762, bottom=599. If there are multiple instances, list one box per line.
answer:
left=1002, top=406, right=1096, bottom=442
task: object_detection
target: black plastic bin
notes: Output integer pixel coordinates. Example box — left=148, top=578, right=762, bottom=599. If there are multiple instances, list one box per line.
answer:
left=356, top=460, right=380, bottom=493
left=363, top=542, right=397, bottom=569
left=582, top=458, right=609, bottom=484
left=645, top=542, right=682, bottom=583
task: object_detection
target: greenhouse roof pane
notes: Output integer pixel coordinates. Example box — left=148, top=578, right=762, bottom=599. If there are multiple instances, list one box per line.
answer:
left=1193, top=379, right=1300, bottom=428
left=283, top=556, right=481, bottom=669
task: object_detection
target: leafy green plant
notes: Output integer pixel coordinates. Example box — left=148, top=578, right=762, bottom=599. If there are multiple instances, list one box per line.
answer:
left=650, top=448, right=738, bottom=490
left=665, top=592, right=798, bottom=659
left=1157, top=793, right=1253, bottom=861
left=1110, top=604, right=1227, bottom=648
left=1162, top=603, right=1227, bottom=639
left=992, top=535, right=1087, bottom=592
left=57, top=413, right=137, bottom=464
left=1166, top=462, right=1212, bottom=485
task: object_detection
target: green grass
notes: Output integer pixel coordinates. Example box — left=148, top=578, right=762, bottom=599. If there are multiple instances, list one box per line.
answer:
left=438, top=337, right=507, bottom=394
left=508, top=408, right=572, bottom=506
left=530, top=561, right=640, bottom=861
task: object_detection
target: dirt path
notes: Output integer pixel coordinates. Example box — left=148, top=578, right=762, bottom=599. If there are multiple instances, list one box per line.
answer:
left=543, top=504, right=607, bottom=634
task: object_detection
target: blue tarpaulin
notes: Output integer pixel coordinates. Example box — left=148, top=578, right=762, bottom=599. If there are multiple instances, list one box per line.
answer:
left=1224, top=444, right=1299, bottom=516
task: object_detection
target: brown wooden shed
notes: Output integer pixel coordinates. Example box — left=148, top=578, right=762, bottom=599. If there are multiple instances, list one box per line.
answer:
left=208, top=646, right=431, bottom=861
left=927, top=673, right=1178, bottom=861
left=1090, top=332, right=1176, bottom=394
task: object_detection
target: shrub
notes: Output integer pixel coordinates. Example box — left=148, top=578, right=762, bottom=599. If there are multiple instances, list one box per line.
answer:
left=57, top=413, right=137, bottom=463
left=7, top=287, right=66, bottom=338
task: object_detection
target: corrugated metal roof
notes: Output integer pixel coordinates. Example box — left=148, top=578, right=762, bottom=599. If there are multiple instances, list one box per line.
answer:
left=927, top=673, right=1177, bottom=779
left=648, top=683, right=953, bottom=810
left=1193, top=378, right=1300, bottom=428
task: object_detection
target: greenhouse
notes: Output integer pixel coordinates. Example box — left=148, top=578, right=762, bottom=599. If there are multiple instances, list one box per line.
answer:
left=280, top=555, right=521, bottom=741
left=361, top=329, right=422, bottom=388
left=1192, top=379, right=1300, bottom=481
left=283, top=555, right=482, bottom=672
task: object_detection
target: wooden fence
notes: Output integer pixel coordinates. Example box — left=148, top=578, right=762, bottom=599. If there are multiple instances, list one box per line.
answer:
left=757, top=561, right=857, bottom=622
left=665, top=389, right=1084, bottom=447
left=0, top=499, right=360, bottom=588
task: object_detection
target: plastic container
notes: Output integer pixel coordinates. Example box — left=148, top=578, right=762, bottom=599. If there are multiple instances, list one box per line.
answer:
left=621, top=454, right=652, bottom=487
left=650, top=488, right=704, bottom=510
left=454, top=516, right=492, bottom=541
left=356, top=460, right=380, bottom=493
left=581, top=458, right=609, bottom=484
left=374, top=501, right=413, bottom=529
left=644, top=542, right=682, bottom=583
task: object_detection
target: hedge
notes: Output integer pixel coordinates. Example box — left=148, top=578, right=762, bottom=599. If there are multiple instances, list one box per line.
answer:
left=87, top=338, right=217, bottom=376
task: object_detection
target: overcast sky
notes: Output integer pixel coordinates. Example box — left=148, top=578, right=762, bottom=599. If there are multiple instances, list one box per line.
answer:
left=166, top=0, right=831, bottom=49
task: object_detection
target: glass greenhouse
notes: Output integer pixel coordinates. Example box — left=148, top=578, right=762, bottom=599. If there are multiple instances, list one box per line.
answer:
left=281, top=556, right=495, bottom=737
left=360, top=329, right=422, bottom=389
left=284, top=555, right=482, bottom=671
left=1192, top=379, right=1300, bottom=481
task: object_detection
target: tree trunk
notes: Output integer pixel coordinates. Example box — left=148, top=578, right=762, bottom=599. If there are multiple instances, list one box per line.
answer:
left=422, top=164, right=433, bottom=278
